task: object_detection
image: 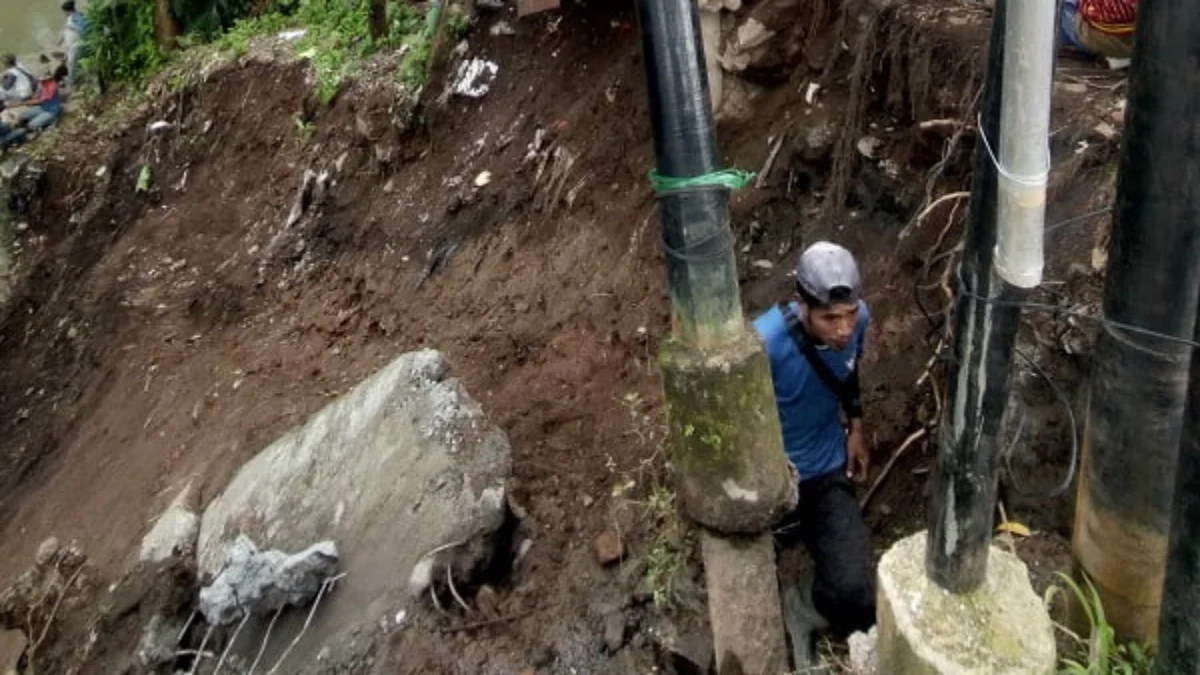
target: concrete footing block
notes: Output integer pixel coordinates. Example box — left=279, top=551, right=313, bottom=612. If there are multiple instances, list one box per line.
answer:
left=701, top=531, right=788, bottom=675
left=877, top=531, right=1056, bottom=675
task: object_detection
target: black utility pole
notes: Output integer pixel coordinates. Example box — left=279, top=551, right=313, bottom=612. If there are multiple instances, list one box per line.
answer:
left=635, top=0, right=742, bottom=347
left=635, top=1, right=796, bottom=670
left=926, top=0, right=1027, bottom=593
left=1072, top=0, right=1200, bottom=644
left=1159, top=302, right=1200, bottom=672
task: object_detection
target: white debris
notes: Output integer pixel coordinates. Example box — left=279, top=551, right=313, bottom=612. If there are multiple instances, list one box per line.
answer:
left=452, top=58, right=500, bottom=98
left=856, top=135, right=883, bottom=159
left=804, top=81, right=821, bottom=105
left=198, top=535, right=340, bottom=626
left=147, top=120, right=172, bottom=134
left=474, top=170, right=492, bottom=187
left=278, top=28, right=307, bottom=41
left=751, top=259, right=774, bottom=270
left=489, top=20, right=516, bottom=36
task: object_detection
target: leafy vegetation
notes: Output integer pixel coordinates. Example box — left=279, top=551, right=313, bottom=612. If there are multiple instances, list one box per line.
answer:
left=642, top=486, right=691, bottom=609
left=81, top=0, right=167, bottom=87
left=83, top=0, right=449, bottom=103
left=1048, top=572, right=1155, bottom=675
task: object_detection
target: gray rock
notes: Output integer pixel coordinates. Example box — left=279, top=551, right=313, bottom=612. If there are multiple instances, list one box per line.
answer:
left=140, top=486, right=199, bottom=563
left=603, top=610, right=625, bottom=652
left=848, top=626, right=877, bottom=674
left=35, top=538, right=60, bottom=567
left=196, top=349, right=511, bottom=654
left=135, top=615, right=184, bottom=667
left=198, top=535, right=339, bottom=626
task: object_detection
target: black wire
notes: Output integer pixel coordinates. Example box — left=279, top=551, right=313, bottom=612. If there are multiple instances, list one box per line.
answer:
left=1001, top=348, right=1080, bottom=499
left=658, top=225, right=736, bottom=262
left=1044, top=207, right=1111, bottom=234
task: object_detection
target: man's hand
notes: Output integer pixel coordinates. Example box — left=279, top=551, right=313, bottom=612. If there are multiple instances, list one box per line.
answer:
left=846, top=419, right=869, bottom=484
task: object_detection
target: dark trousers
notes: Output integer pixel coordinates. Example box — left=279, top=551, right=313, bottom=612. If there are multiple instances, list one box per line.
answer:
left=774, top=470, right=877, bottom=636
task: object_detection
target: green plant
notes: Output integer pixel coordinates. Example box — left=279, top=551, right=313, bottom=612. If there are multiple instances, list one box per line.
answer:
left=216, top=12, right=290, bottom=54
left=642, top=485, right=690, bottom=609
left=446, top=12, right=471, bottom=40
left=82, top=0, right=167, bottom=87
left=294, top=115, right=315, bottom=142
left=1048, top=572, right=1155, bottom=675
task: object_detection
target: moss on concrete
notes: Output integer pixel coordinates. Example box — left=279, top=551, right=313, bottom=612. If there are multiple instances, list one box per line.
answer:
left=659, top=330, right=797, bottom=534
left=876, top=531, right=1056, bottom=675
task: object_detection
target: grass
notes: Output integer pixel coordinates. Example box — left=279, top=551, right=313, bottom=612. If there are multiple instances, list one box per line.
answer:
left=213, top=0, right=438, bottom=103
left=1047, top=572, right=1155, bottom=675
left=641, top=484, right=691, bottom=609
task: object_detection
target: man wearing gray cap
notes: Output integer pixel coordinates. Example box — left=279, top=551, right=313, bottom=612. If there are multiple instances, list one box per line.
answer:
left=752, top=241, right=875, bottom=668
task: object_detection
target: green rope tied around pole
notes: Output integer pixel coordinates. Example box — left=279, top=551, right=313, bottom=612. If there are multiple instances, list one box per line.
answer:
left=648, top=168, right=756, bottom=194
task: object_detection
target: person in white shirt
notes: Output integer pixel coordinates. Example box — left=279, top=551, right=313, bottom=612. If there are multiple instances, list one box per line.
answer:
left=0, top=54, right=41, bottom=107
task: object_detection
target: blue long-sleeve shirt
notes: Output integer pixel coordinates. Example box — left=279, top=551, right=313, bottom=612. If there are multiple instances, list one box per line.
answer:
left=753, top=300, right=869, bottom=480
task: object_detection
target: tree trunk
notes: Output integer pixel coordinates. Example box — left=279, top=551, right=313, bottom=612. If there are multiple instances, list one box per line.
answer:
left=154, top=0, right=181, bottom=48
left=369, top=0, right=388, bottom=40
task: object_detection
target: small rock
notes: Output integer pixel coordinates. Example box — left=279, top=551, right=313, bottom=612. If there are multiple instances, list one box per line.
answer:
left=603, top=610, right=626, bottom=652
left=856, top=135, right=883, bottom=159
left=489, top=20, right=516, bottom=36
left=735, top=18, right=773, bottom=52
left=1093, top=121, right=1118, bottom=141
left=135, top=615, right=183, bottom=667
left=140, top=486, right=200, bottom=563
left=475, top=584, right=500, bottom=619
left=593, top=530, right=624, bottom=566
left=35, top=537, right=60, bottom=566
left=1054, top=81, right=1088, bottom=95
left=452, top=59, right=500, bottom=99
left=848, top=626, right=878, bottom=674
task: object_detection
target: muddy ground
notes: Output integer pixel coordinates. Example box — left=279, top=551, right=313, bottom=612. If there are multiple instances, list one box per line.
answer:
left=0, top=0, right=1128, bottom=672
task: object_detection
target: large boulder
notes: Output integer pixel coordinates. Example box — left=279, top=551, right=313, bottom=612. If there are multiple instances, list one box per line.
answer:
left=196, top=349, right=512, bottom=652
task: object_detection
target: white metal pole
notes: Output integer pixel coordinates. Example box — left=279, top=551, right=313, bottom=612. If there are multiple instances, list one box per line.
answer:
left=994, top=0, right=1056, bottom=288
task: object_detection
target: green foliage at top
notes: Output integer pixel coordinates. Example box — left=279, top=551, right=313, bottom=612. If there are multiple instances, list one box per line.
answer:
left=1048, top=572, right=1156, bottom=675
left=81, top=0, right=444, bottom=103
left=81, top=0, right=167, bottom=86
left=172, top=0, right=255, bottom=41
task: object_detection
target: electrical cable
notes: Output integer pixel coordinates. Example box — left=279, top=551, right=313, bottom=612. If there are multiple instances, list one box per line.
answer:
left=1002, top=348, right=1080, bottom=499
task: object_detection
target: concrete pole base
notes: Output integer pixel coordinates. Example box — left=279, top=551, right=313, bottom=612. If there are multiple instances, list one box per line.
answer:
left=877, top=531, right=1056, bottom=675
left=701, top=531, right=788, bottom=675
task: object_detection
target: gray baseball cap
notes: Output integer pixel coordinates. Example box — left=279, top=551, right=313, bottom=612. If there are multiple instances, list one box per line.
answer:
left=794, top=241, right=861, bottom=306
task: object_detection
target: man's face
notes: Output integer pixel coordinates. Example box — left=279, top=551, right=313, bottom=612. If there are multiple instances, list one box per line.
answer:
left=802, top=300, right=859, bottom=350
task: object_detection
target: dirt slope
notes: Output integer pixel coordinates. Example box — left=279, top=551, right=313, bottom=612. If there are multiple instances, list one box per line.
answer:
left=0, top=0, right=1126, bottom=672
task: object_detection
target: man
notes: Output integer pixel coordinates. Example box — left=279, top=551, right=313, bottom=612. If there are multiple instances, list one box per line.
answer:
left=1060, top=0, right=1138, bottom=62
left=0, top=54, right=41, bottom=107
left=60, top=1, right=89, bottom=87
left=753, top=241, right=875, bottom=669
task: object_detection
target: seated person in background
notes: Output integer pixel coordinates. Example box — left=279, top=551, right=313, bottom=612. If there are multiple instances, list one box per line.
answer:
left=0, top=54, right=41, bottom=107
left=0, top=70, right=63, bottom=139
left=1060, top=0, right=1138, bottom=62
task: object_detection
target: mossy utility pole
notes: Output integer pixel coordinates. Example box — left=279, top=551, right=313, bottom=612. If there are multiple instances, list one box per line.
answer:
left=634, top=0, right=797, bottom=671
left=1074, top=0, right=1200, bottom=646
